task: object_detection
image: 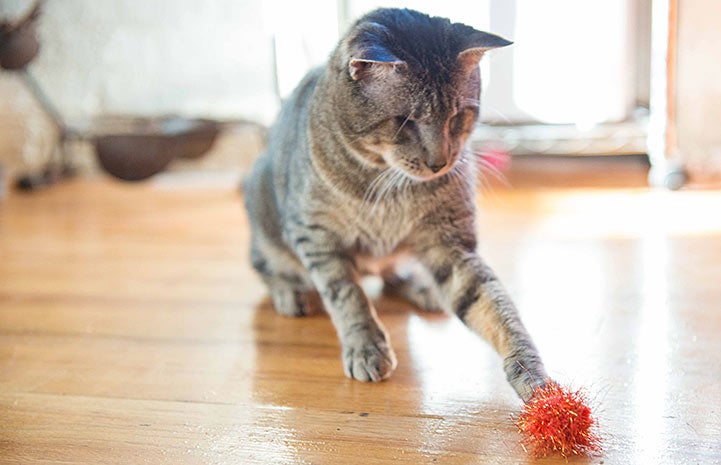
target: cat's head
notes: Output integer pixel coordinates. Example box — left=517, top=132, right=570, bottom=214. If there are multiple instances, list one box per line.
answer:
left=331, top=8, right=511, bottom=181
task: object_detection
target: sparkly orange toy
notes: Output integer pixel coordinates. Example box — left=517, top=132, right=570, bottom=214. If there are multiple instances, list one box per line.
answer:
left=516, top=382, right=602, bottom=458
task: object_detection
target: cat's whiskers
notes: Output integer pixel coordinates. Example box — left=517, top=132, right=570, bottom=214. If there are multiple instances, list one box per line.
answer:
left=382, top=168, right=406, bottom=205
left=401, top=169, right=413, bottom=197
left=460, top=97, right=481, bottom=108
left=362, top=168, right=394, bottom=210
left=455, top=147, right=508, bottom=204
left=366, top=176, right=391, bottom=216
left=472, top=149, right=510, bottom=187
left=476, top=169, right=493, bottom=194
left=367, top=166, right=407, bottom=216
left=445, top=166, right=462, bottom=188
left=460, top=98, right=514, bottom=127
left=448, top=157, right=468, bottom=184
left=480, top=105, right=514, bottom=126
left=361, top=166, right=402, bottom=216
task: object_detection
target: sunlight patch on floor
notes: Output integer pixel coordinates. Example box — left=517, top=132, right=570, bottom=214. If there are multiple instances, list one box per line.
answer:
left=528, top=190, right=721, bottom=239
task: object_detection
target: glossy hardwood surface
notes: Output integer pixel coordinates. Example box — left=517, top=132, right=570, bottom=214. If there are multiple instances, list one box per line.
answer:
left=1, top=161, right=720, bottom=464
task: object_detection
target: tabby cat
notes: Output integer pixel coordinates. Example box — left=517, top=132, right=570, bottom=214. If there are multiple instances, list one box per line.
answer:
left=244, top=8, right=547, bottom=401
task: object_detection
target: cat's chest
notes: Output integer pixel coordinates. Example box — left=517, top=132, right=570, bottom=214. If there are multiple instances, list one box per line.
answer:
left=354, top=248, right=412, bottom=275
left=349, top=203, right=422, bottom=257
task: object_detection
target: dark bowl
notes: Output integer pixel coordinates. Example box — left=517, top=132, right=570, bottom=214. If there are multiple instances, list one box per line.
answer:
left=166, top=118, right=220, bottom=159
left=0, top=22, right=40, bottom=70
left=92, top=117, right=220, bottom=181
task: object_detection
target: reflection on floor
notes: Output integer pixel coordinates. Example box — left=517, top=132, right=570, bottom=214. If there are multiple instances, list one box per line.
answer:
left=1, top=157, right=719, bottom=464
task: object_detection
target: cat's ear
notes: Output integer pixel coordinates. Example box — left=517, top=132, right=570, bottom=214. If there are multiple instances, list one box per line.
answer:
left=349, top=52, right=405, bottom=81
left=456, top=28, right=512, bottom=72
left=348, top=22, right=406, bottom=81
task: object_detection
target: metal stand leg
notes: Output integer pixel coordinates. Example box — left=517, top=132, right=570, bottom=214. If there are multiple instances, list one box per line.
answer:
left=13, top=70, right=76, bottom=191
left=647, top=0, right=687, bottom=190
left=648, top=160, right=688, bottom=191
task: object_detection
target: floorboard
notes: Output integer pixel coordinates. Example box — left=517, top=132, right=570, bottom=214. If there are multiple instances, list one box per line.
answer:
left=1, top=161, right=720, bottom=464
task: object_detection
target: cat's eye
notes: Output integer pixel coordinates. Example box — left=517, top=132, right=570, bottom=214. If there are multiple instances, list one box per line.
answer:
left=395, top=116, right=416, bottom=130
left=450, top=108, right=477, bottom=135
left=393, top=116, right=417, bottom=140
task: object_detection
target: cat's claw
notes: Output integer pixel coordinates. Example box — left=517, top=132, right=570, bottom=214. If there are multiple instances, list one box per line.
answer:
left=342, top=334, right=397, bottom=382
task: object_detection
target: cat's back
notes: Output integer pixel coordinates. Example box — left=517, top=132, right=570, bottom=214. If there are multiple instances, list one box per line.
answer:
left=245, top=67, right=324, bottom=221
left=266, top=66, right=324, bottom=162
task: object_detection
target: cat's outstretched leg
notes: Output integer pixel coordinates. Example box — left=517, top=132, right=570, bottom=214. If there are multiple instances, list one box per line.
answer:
left=288, top=227, right=397, bottom=382
left=413, top=243, right=548, bottom=402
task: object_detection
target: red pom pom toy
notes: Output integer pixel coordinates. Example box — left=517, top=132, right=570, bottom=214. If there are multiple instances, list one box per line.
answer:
left=516, top=382, right=602, bottom=458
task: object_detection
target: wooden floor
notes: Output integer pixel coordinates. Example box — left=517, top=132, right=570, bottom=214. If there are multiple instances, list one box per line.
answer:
left=1, top=159, right=720, bottom=464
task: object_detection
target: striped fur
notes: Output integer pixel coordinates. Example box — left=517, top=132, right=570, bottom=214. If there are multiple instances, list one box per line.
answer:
left=243, top=8, right=547, bottom=400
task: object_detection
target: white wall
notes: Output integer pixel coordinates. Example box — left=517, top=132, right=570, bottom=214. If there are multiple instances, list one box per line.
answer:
left=1, top=1, right=649, bottom=176
left=3, top=0, right=642, bottom=127
left=2, top=0, right=278, bottom=124
left=676, top=0, right=721, bottom=178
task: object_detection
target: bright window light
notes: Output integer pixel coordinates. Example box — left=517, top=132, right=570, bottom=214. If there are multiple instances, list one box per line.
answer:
left=513, top=0, right=633, bottom=126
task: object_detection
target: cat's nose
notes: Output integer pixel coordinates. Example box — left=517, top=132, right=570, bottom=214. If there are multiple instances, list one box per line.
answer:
left=426, top=161, right=447, bottom=173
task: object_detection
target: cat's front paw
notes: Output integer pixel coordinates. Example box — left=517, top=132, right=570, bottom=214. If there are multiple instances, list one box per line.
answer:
left=503, top=354, right=549, bottom=402
left=341, top=329, right=397, bottom=382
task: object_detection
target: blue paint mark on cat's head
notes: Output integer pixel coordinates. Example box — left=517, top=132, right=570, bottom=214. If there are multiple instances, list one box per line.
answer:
left=350, top=8, right=511, bottom=76
left=333, top=8, right=513, bottom=180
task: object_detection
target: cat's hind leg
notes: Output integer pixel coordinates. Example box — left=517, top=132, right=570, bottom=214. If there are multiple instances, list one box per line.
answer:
left=381, top=257, right=443, bottom=312
left=250, top=239, right=321, bottom=317
left=267, top=281, right=321, bottom=317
